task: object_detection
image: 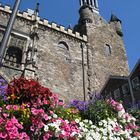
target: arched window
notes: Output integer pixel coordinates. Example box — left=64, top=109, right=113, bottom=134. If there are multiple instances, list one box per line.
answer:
left=57, top=41, right=70, bottom=61
left=105, top=44, right=112, bottom=56
left=58, top=41, right=69, bottom=51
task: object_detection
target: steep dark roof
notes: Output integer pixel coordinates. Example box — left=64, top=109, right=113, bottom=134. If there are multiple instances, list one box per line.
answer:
left=110, top=14, right=122, bottom=23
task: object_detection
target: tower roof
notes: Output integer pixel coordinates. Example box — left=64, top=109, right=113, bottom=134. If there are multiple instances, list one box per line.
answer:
left=110, top=14, right=122, bottom=23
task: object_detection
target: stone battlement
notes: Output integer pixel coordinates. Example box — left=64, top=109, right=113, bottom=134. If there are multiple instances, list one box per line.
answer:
left=0, top=3, right=87, bottom=42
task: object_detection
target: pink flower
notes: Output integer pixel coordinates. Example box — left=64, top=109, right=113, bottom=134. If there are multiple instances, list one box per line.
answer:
left=11, top=116, right=18, bottom=124
left=6, top=105, right=11, bottom=110
left=0, top=107, right=2, bottom=112
left=3, top=113, right=9, bottom=118
left=0, top=132, right=7, bottom=138
left=43, top=132, right=53, bottom=140
left=5, top=121, right=14, bottom=131
left=43, top=99, right=49, bottom=105
left=116, top=104, right=124, bottom=111
left=39, top=109, right=45, bottom=115
left=58, top=101, right=64, bottom=106
left=19, top=132, right=29, bottom=139
left=31, top=108, right=39, bottom=115
left=49, top=111, right=54, bottom=115
left=114, top=125, right=121, bottom=132
left=30, top=126, right=34, bottom=131
left=13, top=105, right=18, bottom=111
left=44, top=114, right=49, bottom=121
left=134, top=131, right=140, bottom=137
left=129, top=123, right=138, bottom=130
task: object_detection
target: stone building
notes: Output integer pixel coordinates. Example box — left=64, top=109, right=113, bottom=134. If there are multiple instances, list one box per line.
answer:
left=0, top=0, right=129, bottom=102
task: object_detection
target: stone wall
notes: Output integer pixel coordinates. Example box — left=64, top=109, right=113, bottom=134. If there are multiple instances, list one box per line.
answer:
left=85, top=11, right=129, bottom=93
left=0, top=4, right=88, bottom=102
left=0, top=3, right=130, bottom=102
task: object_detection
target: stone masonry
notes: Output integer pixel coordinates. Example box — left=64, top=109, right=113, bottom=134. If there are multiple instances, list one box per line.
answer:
left=0, top=1, right=129, bottom=102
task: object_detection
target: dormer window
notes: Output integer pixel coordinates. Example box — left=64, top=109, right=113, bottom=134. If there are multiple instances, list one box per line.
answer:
left=105, top=44, right=112, bottom=56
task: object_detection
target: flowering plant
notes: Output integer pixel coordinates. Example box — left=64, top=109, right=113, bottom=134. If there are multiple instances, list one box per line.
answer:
left=0, top=76, right=8, bottom=103
left=0, top=76, right=140, bottom=140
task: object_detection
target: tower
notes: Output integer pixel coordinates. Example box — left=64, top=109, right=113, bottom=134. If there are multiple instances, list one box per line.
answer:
left=79, top=0, right=99, bottom=13
left=77, top=0, right=129, bottom=95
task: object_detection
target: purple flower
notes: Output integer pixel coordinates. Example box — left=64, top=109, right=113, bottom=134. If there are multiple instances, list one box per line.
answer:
left=70, top=100, right=88, bottom=111
left=0, top=76, right=8, bottom=100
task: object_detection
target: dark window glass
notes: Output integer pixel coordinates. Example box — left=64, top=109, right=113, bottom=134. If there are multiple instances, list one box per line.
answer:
left=105, top=44, right=112, bottom=56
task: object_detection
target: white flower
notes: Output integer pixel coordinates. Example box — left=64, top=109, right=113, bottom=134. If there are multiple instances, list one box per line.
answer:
left=65, top=120, right=69, bottom=124
left=91, top=125, right=96, bottom=129
left=75, top=119, right=80, bottom=123
left=44, top=125, right=49, bottom=132
left=79, top=122, right=84, bottom=127
left=53, top=114, right=58, bottom=118
left=89, top=120, right=93, bottom=125
left=70, top=132, right=77, bottom=137
left=98, top=121, right=103, bottom=126
left=86, top=136, right=93, bottom=140
left=48, top=116, right=52, bottom=120
left=83, top=119, right=88, bottom=123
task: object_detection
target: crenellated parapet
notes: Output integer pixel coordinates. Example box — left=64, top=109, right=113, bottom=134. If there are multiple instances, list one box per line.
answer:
left=0, top=3, right=87, bottom=42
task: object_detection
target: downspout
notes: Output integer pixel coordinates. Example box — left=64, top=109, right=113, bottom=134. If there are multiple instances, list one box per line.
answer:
left=81, top=43, right=86, bottom=101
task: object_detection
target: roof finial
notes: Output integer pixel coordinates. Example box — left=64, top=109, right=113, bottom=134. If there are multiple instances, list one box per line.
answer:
left=35, top=2, right=39, bottom=17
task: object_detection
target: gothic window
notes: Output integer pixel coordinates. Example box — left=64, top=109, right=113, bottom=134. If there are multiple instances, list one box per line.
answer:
left=4, top=34, right=27, bottom=68
left=57, top=41, right=71, bottom=61
left=58, top=41, right=69, bottom=50
left=105, top=44, right=112, bottom=56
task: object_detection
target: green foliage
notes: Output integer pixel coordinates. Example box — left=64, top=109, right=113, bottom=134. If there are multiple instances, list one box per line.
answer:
left=55, top=105, right=81, bottom=121
left=80, top=100, right=118, bottom=125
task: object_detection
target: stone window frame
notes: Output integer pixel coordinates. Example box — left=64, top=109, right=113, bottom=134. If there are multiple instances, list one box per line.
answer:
left=0, top=28, right=30, bottom=70
left=113, top=88, right=120, bottom=99
left=58, top=41, right=69, bottom=51
left=104, top=43, right=112, bottom=56
left=57, top=41, right=71, bottom=61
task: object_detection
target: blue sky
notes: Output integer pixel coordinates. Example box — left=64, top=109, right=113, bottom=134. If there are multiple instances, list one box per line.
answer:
left=0, top=0, right=140, bottom=70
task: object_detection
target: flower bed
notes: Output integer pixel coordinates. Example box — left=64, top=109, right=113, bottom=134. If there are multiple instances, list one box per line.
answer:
left=0, top=77, right=140, bottom=140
